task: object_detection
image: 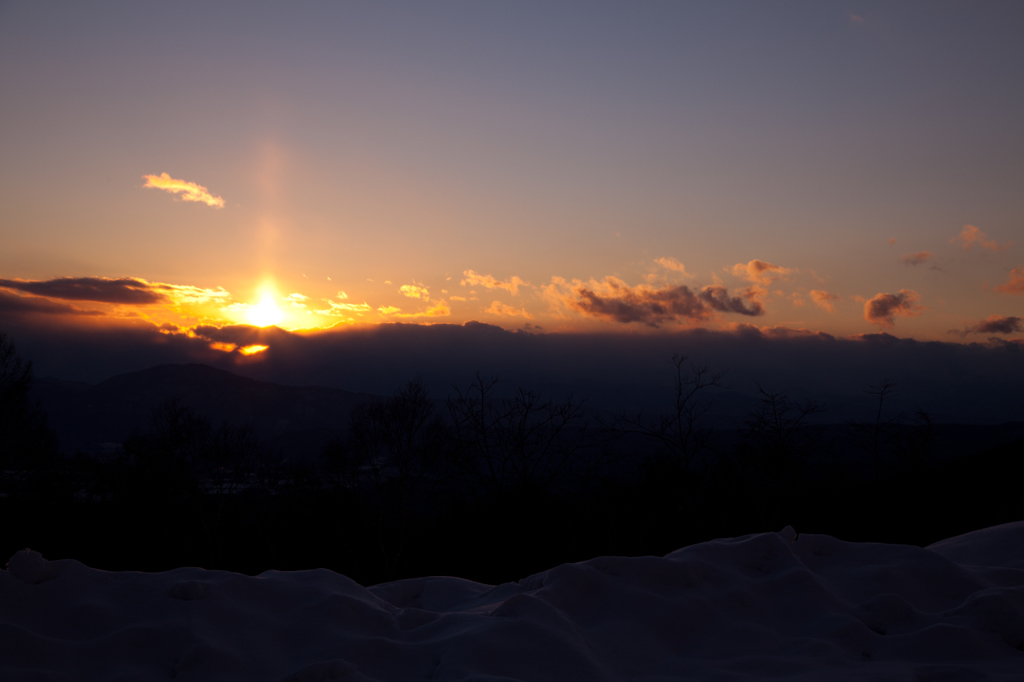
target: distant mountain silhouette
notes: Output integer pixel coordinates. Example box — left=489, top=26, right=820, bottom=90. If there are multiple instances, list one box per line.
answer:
left=32, top=364, right=378, bottom=457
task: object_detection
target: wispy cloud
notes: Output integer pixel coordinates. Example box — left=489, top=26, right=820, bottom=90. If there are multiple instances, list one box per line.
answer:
left=315, top=292, right=371, bottom=316
left=994, top=268, right=1024, bottom=295
left=731, top=259, right=792, bottom=286
left=461, top=270, right=526, bottom=295
left=653, top=257, right=692, bottom=277
left=810, top=290, right=840, bottom=312
left=142, top=172, right=225, bottom=208
left=950, top=225, right=1009, bottom=251
left=377, top=299, right=451, bottom=318
left=864, top=289, right=925, bottom=328
left=902, top=251, right=932, bottom=266
left=485, top=301, right=533, bottom=319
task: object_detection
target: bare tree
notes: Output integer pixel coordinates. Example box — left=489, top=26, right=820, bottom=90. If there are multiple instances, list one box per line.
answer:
left=848, top=379, right=902, bottom=479
left=738, top=384, right=825, bottom=485
left=325, top=379, right=453, bottom=578
left=616, top=353, right=727, bottom=477
left=447, top=375, right=591, bottom=497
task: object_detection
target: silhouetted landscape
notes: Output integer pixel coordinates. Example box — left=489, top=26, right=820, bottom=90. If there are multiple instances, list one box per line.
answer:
left=4, top=331, right=1021, bottom=587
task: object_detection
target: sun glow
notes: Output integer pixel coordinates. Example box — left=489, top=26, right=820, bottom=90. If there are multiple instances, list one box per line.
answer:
left=248, top=293, right=283, bottom=327
left=239, top=344, right=268, bottom=355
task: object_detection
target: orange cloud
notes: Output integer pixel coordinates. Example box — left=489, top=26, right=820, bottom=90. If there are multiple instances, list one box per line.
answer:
left=731, top=259, right=792, bottom=285
left=239, top=344, right=268, bottom=356
left=316, top=301, right=372, bottom=316
left=901, top=251, right=932, bottom=265
left=485, top=301, right=533, bottom=319
left=142, top=172, right=225, bottom=208
left=994, top=268, right=1024, bottom=295
left=400, top=284, right=430, bottom=300
left=863, top=289, right=925, bottom=328
left=653, top=257, right=692, bottom=277
left=950, top=225, right=1009, bottom=251
left=809, top=290, right=841, bottom=312
left=461, top=270, right=525, bottom=295
left=377, top=299, right=451, bottom=318
left=422, top=299, right=451, bottom=317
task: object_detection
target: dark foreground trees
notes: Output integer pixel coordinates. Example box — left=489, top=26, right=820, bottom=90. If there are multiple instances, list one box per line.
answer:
left=2, top=340, right=1021, bottom=586
left=0, top=332, right=56, bottom=489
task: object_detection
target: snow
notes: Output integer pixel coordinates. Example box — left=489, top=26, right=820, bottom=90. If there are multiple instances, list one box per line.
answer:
left=3, top=523, right=1023, bottom=681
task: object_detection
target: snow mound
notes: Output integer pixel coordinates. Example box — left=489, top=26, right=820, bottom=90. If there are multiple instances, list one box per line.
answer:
left=929, top=520, right=1024, bottom=570
left=3, top=525, right=1023, bottom=681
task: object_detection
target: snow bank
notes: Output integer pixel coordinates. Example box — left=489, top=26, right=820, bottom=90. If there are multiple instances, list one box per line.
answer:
left=3, top=523, right=1023, bottom=681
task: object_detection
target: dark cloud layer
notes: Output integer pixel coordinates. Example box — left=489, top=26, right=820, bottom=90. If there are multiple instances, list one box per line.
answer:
left=4, top=316, right=1023, bottom=425
left=0, top=290, right=105, bottom=316
left=0, top=277, right=168, bottom=305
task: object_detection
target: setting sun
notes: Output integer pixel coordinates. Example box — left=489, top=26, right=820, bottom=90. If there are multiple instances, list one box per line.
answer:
left=248, top=294, right=283, bottom=328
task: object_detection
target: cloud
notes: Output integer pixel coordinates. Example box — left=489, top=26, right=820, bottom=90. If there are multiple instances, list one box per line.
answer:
left=377, top=299, right=451, bottom=318
left=653, top=257, right=692, bottom=277
left=0, top=276, right=169, bottom=305
left=810, top=290, right=841, bottom=312
left=698, top=286, right=764, bottom=316
left=0, top=276, right=232, bottom=309
left=8, top=312, right=1024, bottom=425
left=400, top=284, right=430, bottom=300
left=959, top=315, right=1022, bottom=336
left=902, top=252, right=932, bottom=265
left=994, top=268, right=1024, bottom=295
left=422, top=300, right=451, bottom=317
left=544, top=276, right=762, bottom=327
left=950, top=225, right=1009, bottom=252
left=461, top=270, right=526, bottom=295
left=863, top=289, right=926, bottom=328
left=731, top=259, right=792, bottom=286
left=316, top=301, right=372, bottom=316
left=485, top=301, right=534, bottom=319
left=0, top=290, right=105, bottom=317
left=142, top=172, right=225, bottom=208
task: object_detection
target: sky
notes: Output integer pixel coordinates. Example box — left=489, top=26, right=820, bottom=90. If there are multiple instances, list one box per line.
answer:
left=1, top=1, right=1022, bottom=364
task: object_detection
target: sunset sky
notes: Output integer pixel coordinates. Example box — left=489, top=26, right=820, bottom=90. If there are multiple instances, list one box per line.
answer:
left=1, top=1, right=1022, bottom=354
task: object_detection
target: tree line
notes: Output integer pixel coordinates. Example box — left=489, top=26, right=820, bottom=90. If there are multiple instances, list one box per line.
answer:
left=1, top=332, right=1020, bottom=585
